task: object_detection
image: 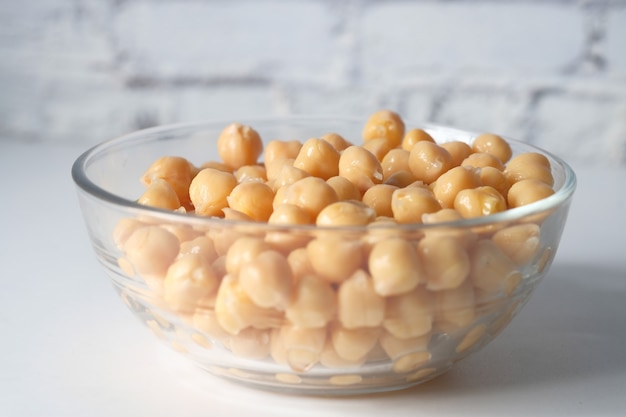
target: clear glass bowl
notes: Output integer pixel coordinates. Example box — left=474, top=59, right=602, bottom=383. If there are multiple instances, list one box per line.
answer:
left=72, top=117, right=576, bottom=395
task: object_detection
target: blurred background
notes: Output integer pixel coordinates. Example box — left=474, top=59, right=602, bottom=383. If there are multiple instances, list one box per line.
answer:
left=1, top=0, right=625, bottom=167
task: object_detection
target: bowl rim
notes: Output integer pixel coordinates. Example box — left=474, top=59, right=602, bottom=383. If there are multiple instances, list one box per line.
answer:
left=71, top=116, right=577, bottom=232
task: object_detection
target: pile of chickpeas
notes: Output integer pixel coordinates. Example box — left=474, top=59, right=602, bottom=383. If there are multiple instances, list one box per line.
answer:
left=114, top=110, right=555, bottom=376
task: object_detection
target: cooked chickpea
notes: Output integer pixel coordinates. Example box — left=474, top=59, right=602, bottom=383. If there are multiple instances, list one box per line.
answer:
left=330, top=323, right=380, bottom=362
left=200, top=160, right=232, bottom=173
left=381, top=148, right=411, bottom=179
left=113, top=218, right=146, bottom=249
left=270, top=164, right=309, bottom=191
left=217, top=123, right=263, bottom=169
left=280, top=324, right=326, bottom=372
left=189, top=168, right=238, bottom=217
left=268, top=203, right=312, bottom=226
left=379, top=331, right=430, bottom=362
left=421, top=208, right=477, bottom=247
left=287, top=248, right=315, bottom=281
left=221, top=207, right=252, bottom=221
left=362, top=137, right=392, bottom=161
left=141, top=156, right=194, bottom=207
left=264, top=139, right=302, bottom=165
left=441, top=141, right=473, bottom=167
left=401, top=128, right=435, bottom=151
left=362, top=109, right=406, bottom=148
left=338, top=146, right=384, bottom=193
left=293, top=137, right=340, bottom=180
left=383, top=287, right=433, bottom=339
left=234, top=164, right=267, bottom=183
left=391, top=186, right=441, bottom=224
left=337, top=269, right=386, bottom=329
left=226, top=181, right=274, bottom=222
left=320, top=339, right=365, bottom=368
left=504, top=152, right=554, bottom=186
left=239, top=250, right=293, bottom=310
left=163, top=253, right=219, bottom=313
left=227, top=327, right=271, bottom=360
left=507, top=179, right=555, bottom=208
left=178, top=235, right=218, bottom=262
left=316, top=200, right=376, bottom=227
left=137, top=178, right=181, bottom=210
left=461, top=152, right=504, bottom=171
left=124, top=226, right=179, bottom=277
left=369, top=238, right=423, bottom=296
left=418, top=236, right=470, bottom=291
left=225, top=237, right=271, bottom=276
left=326, top=176, right=361, bottom=201
left=435, top=281, right=475, bottom=332
left=479, top=165, right=510, bottom=197
left=320, top=132, right=352, bottom=151
left=472, top=133, right=512, bottom=163
left=469, top=240, right=520, bottom=293
left=454, top=186, right=507, bottom=218
left=286, top=274, right=336, bottom=328
left=307, top=237, right=363, bottom=283
left=431, top=166, right=480, bottom=209
left=361, top=184, right=397, bottom=217
left=282, top=176, right=339, bottom=220
left=492, top=223, right=541, bottom=265
left=266, top=204, right=313, bottom=252
left=408, top=141, right=453, bottom=184
left=384, top=170, right=417, bottom=188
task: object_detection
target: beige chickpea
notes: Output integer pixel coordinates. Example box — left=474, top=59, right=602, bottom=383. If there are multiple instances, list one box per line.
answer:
left=319, top=339, right=365, bottom=368
left=383, top=287, right=433, bottom=339
left=287, top=248, right=315, bottom=282
left=431, top=165, right=480, bottom=209
left=362, top=137, right=392, bottom=161
left=226, top=327, right=271, bottom=360
left=408, top=141, right=453, bottom=184
left=330, top=323, right=380, bottom=362
left=113, top=218, right=146, bottom=249
left=137, top=178, right=181, bottom=210
left=211, top=255, right=227, bottom=279
left=192, top=308, right=231, bottom=344
left=362, top=184, right=398, bottom=217
left=472, top=133, right=512, bottom=163
left=285, top=274, right=336, bottom=328
left=221, top=208, right=253, bottom=222
left=264, top=140, right=302, bottom=165
left=391, top=186, right=441, bottom=224
left=504, top=152, right=554, bottom=186
left=441, top=141, right=473, bottom=167
left=141, top=156, right=194, bottom=208
left=163, top=253, right=219, bottom=314
left=320, top=132, right=352, bottom=151
left=234, top=164, right=267, bottom=183
left=326, top=176, right=361, bottom=201
left=379, top=331, right=430, bottom=363
left=266, top=204, right=313, bottom=252
left=270, top=164, right=309, bottom=191
left=316, top=200, right=377, bottom=227
left=418, top=235, right=470, bottom=291
left=189, top=168, right=238, bottom=217
left=217, top=123, right=263, bottom=169
left=270, top=327, right=288, bottom=365
left=402, top=129, right=435, bottom=151
left=384, top=170, right=418, bottom=188
left=454, top=186, right=507, bottom=218
left=507, top=179, right=555, bottom=208
left=461, top=152, right=505, bottom=171
left=225, top=237, right=271, bottom=276
left=422, top=209, right=477, bottom=247
left=492, top=223, right=541, bottom=265
left=280, top=324, right=326, bottom=372
left=178, top=235, right=218, bottom=263
left=307, top=237, right=363, bottom=283
left=214, top=275, right=283, bottom=335
left=469, top=240, right=520, bottom=293
left=239, top=250, right=293, bottom=310
left=200, top=160, right=232, bottom=173
left=479, top=165, right=510, bottom=197
left=293, top=137, right=340, bottom=180
left=226, top=181, right=275, bottom=222
left=282, top=176, right=339, bottom=220
left=337, top=269, right=386, bottom=329
left=381, top=148, right=411, bottom=179
left=369, top=238, right=423, bottom=296
left=434, top=280, right=476, bottom=333
left=124, top=226, right=180, bottom=277
left=362, top=109, right=406, bottom=148
left=338, top=146, right=384, bottom=193
left=265, top=158, right=294, bottom=183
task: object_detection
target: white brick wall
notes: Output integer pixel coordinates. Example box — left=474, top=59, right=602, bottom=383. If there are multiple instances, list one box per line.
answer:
left=1, top=0, right=625, bottom=166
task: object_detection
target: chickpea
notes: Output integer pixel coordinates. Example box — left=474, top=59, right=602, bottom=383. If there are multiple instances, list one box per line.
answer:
left=337, top=269, right=386, bottom=329
left=504, top=152, right=554, bottom=186
left=200, top=160, right=232, bottom=173
left=270, top=164, right=309, bottom=191
left=384, top=170, right=417, bottom=188
left=225, top=236, right=271, bottom=276
left=266, top=204, right=313, bottom=252
left=178, top=235, right=218, bottom=263
left=280, top=324, right=326, bottom=372
left=402, top=129, right=435, bottom=151
left=226, top=181, right=274, bottom=222
left=330, top=323, right=380, bottom=362
left=408, top=141, right=452, bottom=184
left=189, top=168, right=238, bottom=217
left=362, top=109, right=406, bottom=148
left=479, top=165, right=510, bottom=197
left=469, top=240, right=520, bottom=293
left=227, top=327, right=271, bottom=360
left=285, top=274, right=336, bottom=328
left=381, top=148, right=411, bottom=179
left=472, top=133, right=512, bottom=163
left=239, top=250, right=293, bottom=310
left=320, top=132, right=352, bottom=151
left=234, top=164, right=267, bottom=183
left=217, top=123, right=263, bottom=169
left=391, top=186, right=441, bottom=224
left=326, top=176, right=361, bottom=201
left=434, top=280, right=475, bottom=332
left=264, top=140, right=302, bottom=165
left=141, top=156, right=194, bottom=208
left=418, top=236, right=469, bottom=291
left=362, top=137, right=392, bottom=161
left=159, top=223, right=199, bottom=243
left=113, top=218, right=146, bottom=249
left=338, top=146, right=384, bottom=193
left=362, top=184, right=398, bottom=217
left=431, top=165, right=480, bottom=209
left=441, top=141, right=473, bottom=168
left=320, top=339, right=365, bottom=368
left=316, top=200, right=376, bottom=227
left=461, top=152, right=505, bottom=171
left=270, top=327, right=288, bottom=365
left=193, top=308, right=231, bottom=343
left=369, top=238, right=423, bottom=296
left=454, top=186, right=507, bottom=218
left=282, top=176, right=339, bottom=220
left=211, top=255, right=227, bottom=279
left=137, top=178, right=181, bottom=210
left=163, top=253, right=219, bottom=314
left=265, top=158, right=295, bottom=182
left=422, top=209, right=477, bottom=247
left=379, top=330, right=430, bottom=361
left=221, top=207, right=252, bottom=221
left=293, top=137, right=340, bottom=180
left=383, top=287, right=433, bottom=339
left=124, top=226, right=179, bottom=277
left=307, top=237, right=363, bottom=283
left=286, top=248, right=315, bottom=282
left=492, top=223, right=541, bottom=265
left=507, top=179, right=555, bottom=208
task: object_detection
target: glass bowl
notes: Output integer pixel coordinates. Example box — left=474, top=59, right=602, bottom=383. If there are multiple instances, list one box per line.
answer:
left=72, top=117, right=576, bottom=395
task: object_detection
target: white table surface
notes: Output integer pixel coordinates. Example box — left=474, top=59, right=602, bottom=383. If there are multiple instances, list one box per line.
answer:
left=1, top=140, right=625, bottom=417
